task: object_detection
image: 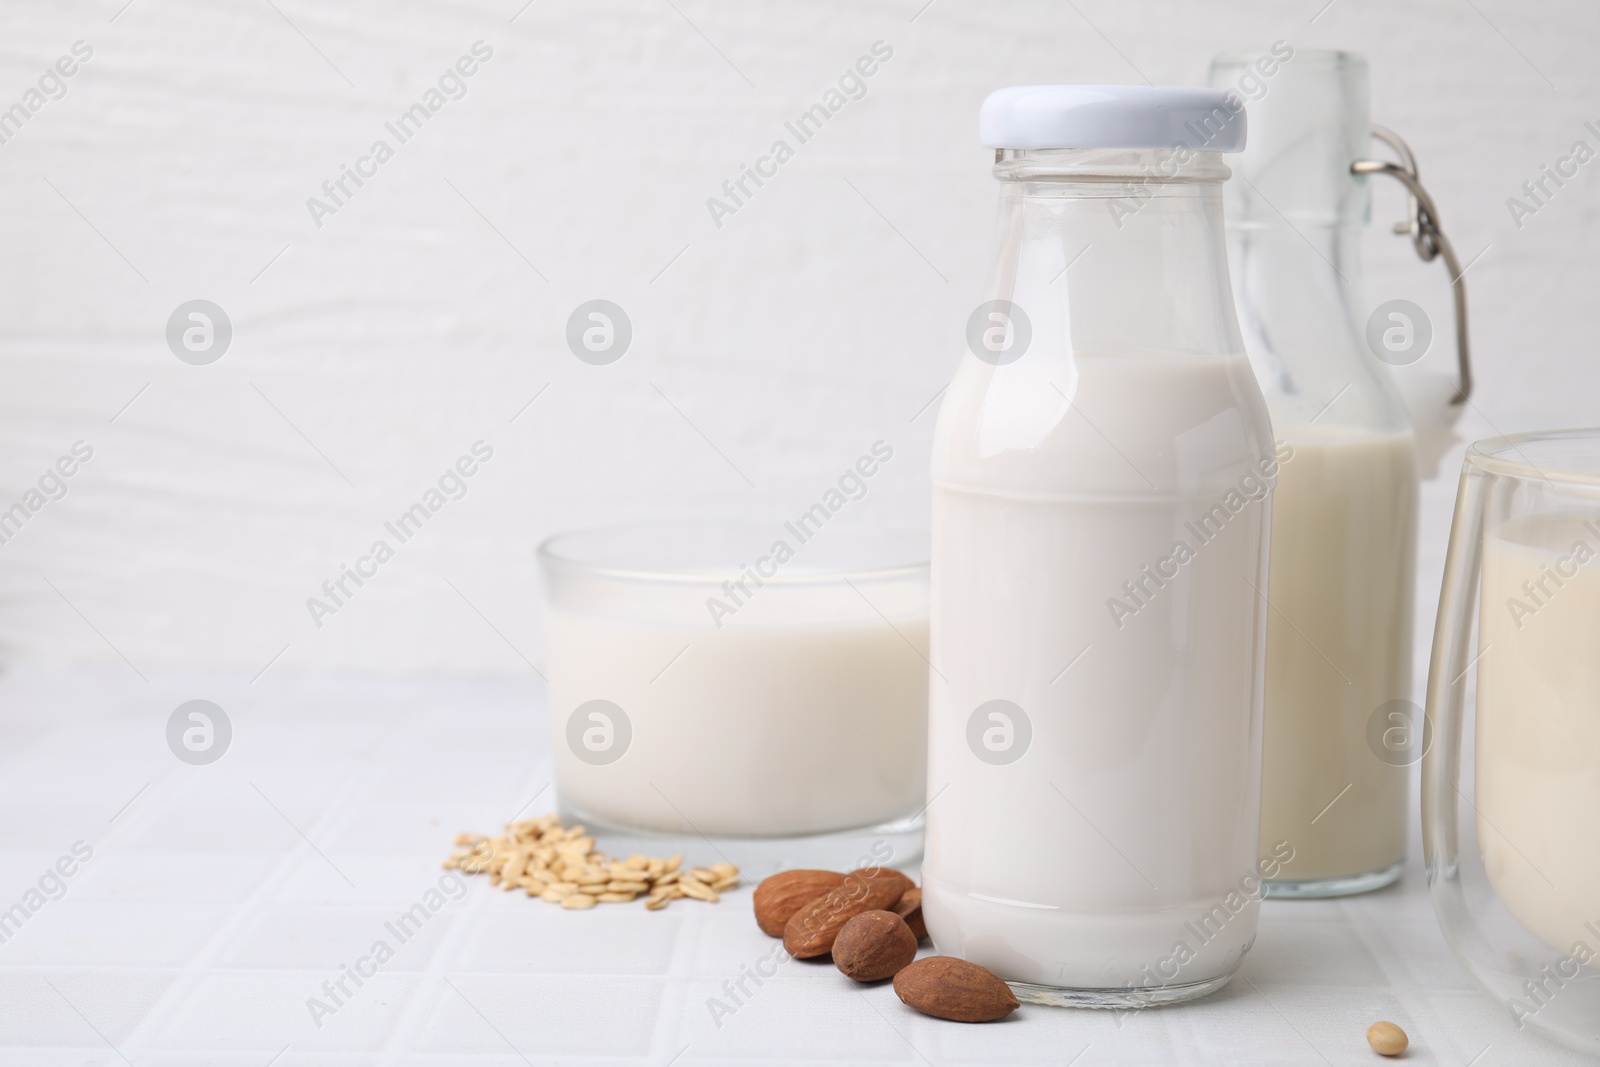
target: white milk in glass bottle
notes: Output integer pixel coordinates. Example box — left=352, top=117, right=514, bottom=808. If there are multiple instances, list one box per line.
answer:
left=1209, top=51, right=1419, bottom=896
left=924, top=86, right=1276, bottom=1007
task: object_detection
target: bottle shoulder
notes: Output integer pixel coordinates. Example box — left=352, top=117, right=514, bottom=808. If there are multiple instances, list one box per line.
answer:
left=1228, top=228, right=1417, bottom=434
left=931, top=351, right=1277, bottom=499
left=1245, top=338, right=1417, bottom=436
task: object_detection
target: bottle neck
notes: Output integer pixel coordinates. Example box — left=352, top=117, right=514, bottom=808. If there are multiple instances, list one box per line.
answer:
left=1206, top=50, right=1410, bottom=434
left=1229, top=217, right=1366, bottom=318
left=1211, top=50, right=1373, bottom=229
left=990, top=149, right=1243, bottom=362
left=1226, top=216, right=1411, bottom=434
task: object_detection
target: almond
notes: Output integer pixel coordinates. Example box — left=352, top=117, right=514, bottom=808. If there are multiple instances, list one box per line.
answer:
left=854, top=866, right=916, bottom=897
left=753, top=869, right=847, bottom=937
left=833, top=910, right=918, bottom=982
left=892, top=886, right=927, bottom=940
left=893, top=956, right=1019, bottom=1023
left=784, top=870, right=908, bottom=958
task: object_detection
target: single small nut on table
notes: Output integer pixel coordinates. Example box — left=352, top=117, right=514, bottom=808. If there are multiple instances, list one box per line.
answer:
left=1366, top=1020, right=1408, bottom=1056
left=753, top=869, right=847, bottom=937
left=783, top=869, right=910, bottom=958
left=833, top=910, right=918, bottom=982
left=893, top=956, right=1020, bottom=1023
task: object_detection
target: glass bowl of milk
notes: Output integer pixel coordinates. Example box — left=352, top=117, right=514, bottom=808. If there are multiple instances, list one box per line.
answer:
left=1423, top=429, right=1600, bottom=1054
left=539, top=521, right=928, bottom=874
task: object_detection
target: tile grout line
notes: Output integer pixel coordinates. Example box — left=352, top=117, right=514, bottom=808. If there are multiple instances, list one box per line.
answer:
left=1338, top=877, right=1463, bottom=1062
left=113, top=742, right=399, bottom=1056
left=377, top=754, right=556, bottom=1061
left=647, top=878, right=718, bottom=1061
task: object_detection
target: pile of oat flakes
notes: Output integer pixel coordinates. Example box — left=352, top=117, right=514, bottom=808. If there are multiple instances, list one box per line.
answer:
left=444, top=814, right=739, bottom=910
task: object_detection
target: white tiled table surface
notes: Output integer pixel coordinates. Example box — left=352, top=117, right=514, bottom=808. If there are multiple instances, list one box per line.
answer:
left=0, top=666, right=1591, bottom=1066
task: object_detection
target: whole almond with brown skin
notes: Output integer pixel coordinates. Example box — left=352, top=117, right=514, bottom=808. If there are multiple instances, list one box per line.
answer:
left=784, top=870, right=908, bottom=958
left=893, top=956, right=1019, bottom=1022
left=893, top=886, right=927, bottom=941
left=834, top=910, right=918, bottom=982
left=854, top=866, right=915, bottom=897
left=753, top=870, right=846, bottom=937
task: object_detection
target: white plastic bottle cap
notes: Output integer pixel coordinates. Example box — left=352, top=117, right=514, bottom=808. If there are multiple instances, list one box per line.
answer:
left=980, top=85, right=1247, bottom=152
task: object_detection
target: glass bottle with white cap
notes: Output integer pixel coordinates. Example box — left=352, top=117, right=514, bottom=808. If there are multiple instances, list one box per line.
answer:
left=924, top=85, right=1277, bottom=1008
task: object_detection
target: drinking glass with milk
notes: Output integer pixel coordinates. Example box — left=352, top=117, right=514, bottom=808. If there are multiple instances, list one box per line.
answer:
left=1423, top=430, right=1600, bottom=1055
left=540, top=522, right=929, bottom=874
left=1209, top=51, right=1420, bottom=897
left=923, top=86, right=1276, bottom=1008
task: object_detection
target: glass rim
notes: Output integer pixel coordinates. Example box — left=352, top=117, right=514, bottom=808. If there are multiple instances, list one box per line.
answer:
left=537, top=520, right=930, bottom=588
left=1465, top=428, right=1600, bottom=487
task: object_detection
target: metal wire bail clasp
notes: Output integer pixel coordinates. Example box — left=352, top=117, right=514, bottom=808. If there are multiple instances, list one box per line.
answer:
left=1351, top=126, right=1473, bottom=404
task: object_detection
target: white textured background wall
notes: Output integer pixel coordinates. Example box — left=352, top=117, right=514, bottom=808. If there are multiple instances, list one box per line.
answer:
left=0, top=0, right=1595, bottom=680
